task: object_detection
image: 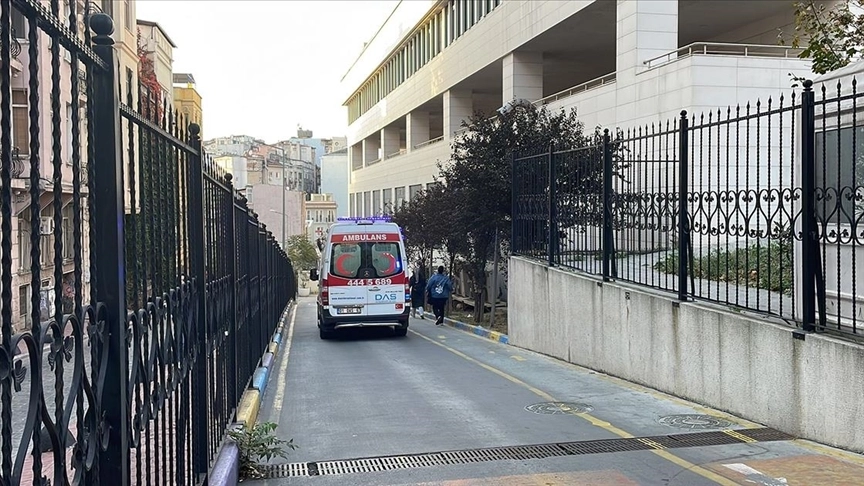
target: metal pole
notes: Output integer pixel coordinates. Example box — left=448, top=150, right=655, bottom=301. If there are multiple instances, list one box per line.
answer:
left=800, top=80, right=817, bottom=332
left=282, top=150, right=287, bottom=249
left=677, top=111, right=689, bottom=301
left=602, top=129, right=613, bottom=281
left=90, top=13, right=131, bottom=483
left=490, top=226, right=499, bottom=328
left=547, top=143, right=556, bottom=266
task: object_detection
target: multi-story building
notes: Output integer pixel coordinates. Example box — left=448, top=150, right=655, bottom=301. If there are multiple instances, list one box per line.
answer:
left=7, top=0, right=140, bottom=332
left=173, top=72, right=203, bottom=135
left=321, top=148, right=350, bottom=218
left=305, top=193, right=338, bottom=249
left=342, top=0, right=817, bottom=216
left=136, top=19, right=175, bottom=105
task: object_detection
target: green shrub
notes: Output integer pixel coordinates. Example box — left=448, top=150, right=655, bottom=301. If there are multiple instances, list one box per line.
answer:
left=654, top=240, right=794, bottom=294
left=228, top=422, right=296, bottom=479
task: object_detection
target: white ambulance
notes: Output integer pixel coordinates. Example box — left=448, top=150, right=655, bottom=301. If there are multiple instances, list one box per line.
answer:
left=309, top=218, right=411, bottom=339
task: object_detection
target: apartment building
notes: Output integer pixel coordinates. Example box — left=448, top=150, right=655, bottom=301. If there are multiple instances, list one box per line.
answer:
left=136, top=19, right=175, bottom=105
left=305, top=193, right=338, bottom=249
left=342, top=0, right=818, bottom=216
left=7, top=0, right=140, bottom=332
left=173, top=72, right=203, bottom=135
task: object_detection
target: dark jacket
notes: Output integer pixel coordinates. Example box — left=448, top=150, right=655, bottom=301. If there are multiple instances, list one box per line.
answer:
left=409, top=275, right=426, bottom=305
left=426, top=273, right=453, bottom=299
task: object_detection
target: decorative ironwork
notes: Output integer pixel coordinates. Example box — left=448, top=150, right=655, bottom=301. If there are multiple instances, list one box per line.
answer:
left=1, top=6, right=296, bottom=486
left=513, top=78, right=864, bottom=337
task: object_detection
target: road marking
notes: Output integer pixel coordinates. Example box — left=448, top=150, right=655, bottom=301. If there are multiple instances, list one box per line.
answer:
left=408, top=328, right=739, bottom=486
left=723, top=429, right=757, bottom=443
left=723, top=463, right=788, bottom=485
left=270, top=304, right=298, bottom=423
left=511, top=355, right=526, bottom=362
left=438, top=335, right=446, bottom=339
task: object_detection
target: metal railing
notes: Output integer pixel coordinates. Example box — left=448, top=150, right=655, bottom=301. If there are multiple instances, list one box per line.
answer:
left=413, top=136, right=445, bottom=150
left=643, top=42, right=807, bottom=69
left=534, top=72, right=617, bottom=106
left=514, top=79, right=864, bottom=338
left=0, top=4, right=296, bottom=485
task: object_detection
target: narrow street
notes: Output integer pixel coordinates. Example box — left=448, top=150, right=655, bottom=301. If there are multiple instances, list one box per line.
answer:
left=251, top=299, right=864, bottom=486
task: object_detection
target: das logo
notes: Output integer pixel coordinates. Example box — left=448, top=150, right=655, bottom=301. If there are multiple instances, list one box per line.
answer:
left=375, top=293, right=398, bottom=302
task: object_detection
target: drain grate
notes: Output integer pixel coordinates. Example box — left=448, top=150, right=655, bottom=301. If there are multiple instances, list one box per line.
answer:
left=658, top=414, right=733, bottom=430
left=261, top=427, right=795, bottom=479
left=525, top=402, right=594, bottom=415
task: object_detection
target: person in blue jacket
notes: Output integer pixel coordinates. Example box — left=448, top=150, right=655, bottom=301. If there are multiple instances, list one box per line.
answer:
left=425, top=266, right=453, bottom=326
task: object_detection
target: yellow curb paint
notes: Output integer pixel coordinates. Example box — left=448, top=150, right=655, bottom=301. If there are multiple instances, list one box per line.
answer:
left=409, top=330, right=738, bottom=486
left=510, top=355, right=526, bottom=362
left=723, top=429, right=757, bottom=443
left=236, top=389, right=260, bottom=426
left=268, top=342, right=278, bottom=355
left=489, top=331, right=501, bottom=341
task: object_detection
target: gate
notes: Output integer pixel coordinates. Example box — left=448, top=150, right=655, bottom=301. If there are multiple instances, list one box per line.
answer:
left=1, top=3, right=296, bottom=484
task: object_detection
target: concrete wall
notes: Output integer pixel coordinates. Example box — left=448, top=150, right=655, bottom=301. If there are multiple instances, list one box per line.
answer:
left=508, top=256, right=864, bottom=454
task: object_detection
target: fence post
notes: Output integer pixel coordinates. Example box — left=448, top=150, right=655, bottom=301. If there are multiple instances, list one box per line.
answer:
left=511, top=151, right=517, bottom=256
left=800, top=80, right=817, bottom=332
left=186, top=124, right=209, bottom=478
left=547, top=144, right=557, bottom=266
left=90, top=14, right=130, bottom=484
left=602, top=129, right=613, bottom=281
left=677, top=111, right=689, bottom=301
left=226, top=176, right=238, bottom=410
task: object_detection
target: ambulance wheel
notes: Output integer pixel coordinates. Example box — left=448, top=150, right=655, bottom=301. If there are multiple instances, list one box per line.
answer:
left=319, top=327, right=333, bottom=340
left=394, top=325, right=408, bottom=337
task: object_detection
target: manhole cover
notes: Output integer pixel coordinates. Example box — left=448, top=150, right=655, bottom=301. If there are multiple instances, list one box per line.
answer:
left=525, top=402, right=593, bottom=415
left=658, top=414, right=732, bottom=430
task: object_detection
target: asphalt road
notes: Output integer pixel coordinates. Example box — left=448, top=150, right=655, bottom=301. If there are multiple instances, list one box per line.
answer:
left=251, top=298, right=864, bottom=486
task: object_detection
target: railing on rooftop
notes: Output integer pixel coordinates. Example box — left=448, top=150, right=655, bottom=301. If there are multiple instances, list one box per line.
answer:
left=643, top=42, right=807, bottom=69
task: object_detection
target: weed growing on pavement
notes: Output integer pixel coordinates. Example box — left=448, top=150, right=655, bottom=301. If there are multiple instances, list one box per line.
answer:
left=228, top=422, right=297, bottom=479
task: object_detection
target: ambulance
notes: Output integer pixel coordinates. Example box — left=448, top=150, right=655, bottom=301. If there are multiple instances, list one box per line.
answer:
left=309, top=217, right=411, bottom=339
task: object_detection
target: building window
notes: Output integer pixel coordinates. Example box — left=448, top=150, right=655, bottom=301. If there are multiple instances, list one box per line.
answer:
left=18, top=218, right=30, bottom=270
left=372, top=190, right=381, bottom=215
left=19, top=284, right=30, bottom=329
left=12, top=90, right=28, bottom=155
left=409, top=184, right=423, bottom=201
left=395, top=187, right=406, bottom=208
left=382, top=188, right=392, bottom=213
left=124, top=0, right=133, bottom=31
left=363, top=192, right=370, bottom=217
left=101, top=0, right=114, bottom=18
left=12, top=7, right=26, bottom=37
left=65, top=103, right=73, bottom=165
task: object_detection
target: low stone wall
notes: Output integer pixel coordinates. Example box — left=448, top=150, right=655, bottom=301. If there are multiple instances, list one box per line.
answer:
left=508, top=257, right=864, bottom=454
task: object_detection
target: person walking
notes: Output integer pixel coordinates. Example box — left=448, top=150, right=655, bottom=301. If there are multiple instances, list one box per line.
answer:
left=409, top=267, right=427, bottom=319
left=426, top=266, right=453, bottom=326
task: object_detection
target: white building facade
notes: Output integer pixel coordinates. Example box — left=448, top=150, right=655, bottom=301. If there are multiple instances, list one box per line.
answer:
left=342, top=0, right=819, bottom=216
left=321, top=148, right=350, bottom=218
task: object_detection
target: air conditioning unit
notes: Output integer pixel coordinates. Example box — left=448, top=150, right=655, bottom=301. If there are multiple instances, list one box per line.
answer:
left=39, top=217, right=54, bottom=236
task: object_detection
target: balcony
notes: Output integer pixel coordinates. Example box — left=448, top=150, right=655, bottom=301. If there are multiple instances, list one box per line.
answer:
left=642, top=42, right=806, bottom=70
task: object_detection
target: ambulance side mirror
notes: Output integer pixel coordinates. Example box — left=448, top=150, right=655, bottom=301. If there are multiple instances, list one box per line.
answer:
left=309, top=269, right=319, bottom=281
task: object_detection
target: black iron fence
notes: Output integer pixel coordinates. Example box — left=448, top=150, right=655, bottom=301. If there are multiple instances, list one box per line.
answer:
left=1, top=3, right=295, bottom=485
left=514, top=78, right=863, bottom=338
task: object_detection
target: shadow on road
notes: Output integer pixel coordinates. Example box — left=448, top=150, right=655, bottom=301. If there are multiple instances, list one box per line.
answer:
left=324, top=327, right=406, bottom=342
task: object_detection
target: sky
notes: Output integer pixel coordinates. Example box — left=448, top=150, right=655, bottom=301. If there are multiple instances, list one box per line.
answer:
left=135, top=0, right=399, bottom=142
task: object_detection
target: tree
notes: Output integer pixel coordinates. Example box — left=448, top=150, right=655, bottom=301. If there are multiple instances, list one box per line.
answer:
left=787, top=0, right=864, bottom=74
left=439, top=104, right=601, bottom=322
left=284, top=234, right=319, bottom=271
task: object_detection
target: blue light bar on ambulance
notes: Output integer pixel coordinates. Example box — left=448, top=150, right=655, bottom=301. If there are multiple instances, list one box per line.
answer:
left=337, top=216, right=392, bottom=222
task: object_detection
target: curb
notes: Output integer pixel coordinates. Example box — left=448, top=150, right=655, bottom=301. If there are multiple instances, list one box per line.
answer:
left=423, top=311, right=509, bottom=344
left=210, top=303, right=294, bottom=486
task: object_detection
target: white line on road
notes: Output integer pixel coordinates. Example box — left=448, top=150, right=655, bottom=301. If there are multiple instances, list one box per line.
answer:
left=269, top=303, right=298, bottom=423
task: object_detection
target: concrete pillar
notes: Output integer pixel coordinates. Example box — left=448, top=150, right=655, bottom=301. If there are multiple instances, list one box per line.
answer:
left=406, top=111, right=430, bottom=150
left=381, top=126, right=400, bottom=159
left=444, top=89, right=473, bottom=140
left=362, top=136, right=380, bottom=165
left=502, top=51, right=544, bottom=105
left=616, top=0, right=678, bottom=77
